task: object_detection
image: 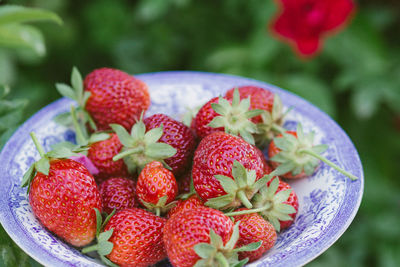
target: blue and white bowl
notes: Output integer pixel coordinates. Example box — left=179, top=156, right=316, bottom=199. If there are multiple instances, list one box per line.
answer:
left=0, top=72, right=363, bottom=267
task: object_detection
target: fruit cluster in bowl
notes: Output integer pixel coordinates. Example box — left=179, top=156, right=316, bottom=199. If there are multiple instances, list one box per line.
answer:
left=21, top=67, right=358, bottom=267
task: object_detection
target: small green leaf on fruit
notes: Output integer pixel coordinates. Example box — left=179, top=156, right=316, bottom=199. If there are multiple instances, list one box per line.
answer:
left=34, top=157, right=50, bottom=175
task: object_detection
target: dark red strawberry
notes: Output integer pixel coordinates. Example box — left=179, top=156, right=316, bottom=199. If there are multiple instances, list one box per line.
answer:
left=88, top=133, right=129, bottom=183
left=84, top=68, right=150, bottom=131
left=143, top=113, right=196, bottom=177
left=99, top=177, right=138, bottom=214
left=225, top=86, right=274, bottom=123
left=192, top=132, right=267, bottom=210
left=193, top=89, right=263, bottom=145
left=22, top=133, right=101, bottom=247
left=177, top=169, right=192, bottom=194
left=268, top=124, right=358, bottom=180
left=255, top=146, right=273, bottom=174
left=136, top=161, right=178, bottom=216
left=163, top=206, right=260, bottom=267
left=232, top=208, right=277, bottom=262
left=102, top=208, right=166, bottom=266
left=167, top=194, right=204, bottom=218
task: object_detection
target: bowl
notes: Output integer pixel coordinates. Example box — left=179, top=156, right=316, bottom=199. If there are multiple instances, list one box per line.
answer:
left=0, top=71, right=363, bottom=267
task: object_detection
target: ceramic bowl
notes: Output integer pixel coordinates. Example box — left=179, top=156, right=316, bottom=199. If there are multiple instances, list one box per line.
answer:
left=0, top=72, right=363, bottom=267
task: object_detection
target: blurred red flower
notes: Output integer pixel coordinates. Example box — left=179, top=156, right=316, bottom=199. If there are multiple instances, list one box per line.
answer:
left=270, top=0, right=356, bottom=58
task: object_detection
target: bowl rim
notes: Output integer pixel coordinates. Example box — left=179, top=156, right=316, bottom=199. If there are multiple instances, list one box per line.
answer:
left=0, top=71, right=364, bottom=267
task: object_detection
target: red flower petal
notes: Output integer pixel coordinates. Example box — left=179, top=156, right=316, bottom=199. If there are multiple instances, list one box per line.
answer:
left=323, top=0, right=355, bottom=31
left=295, top=37, right=321, bottom=56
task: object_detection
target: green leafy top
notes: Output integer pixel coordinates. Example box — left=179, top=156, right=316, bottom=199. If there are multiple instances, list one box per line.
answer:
left=111, top=118, right=176, bottom=175
left=81, top=208, right=118, bottom=267
left=55, top=67, right=97, bottom=132
left=254, top=94, right=288, bottom=147
left=21, top=132, right=80, bottom=193
left=208, top=88, right=263, bottom=145
left=193, top=222, right=261, bottom=267
left=270, top=124, right=358, bottom=180
left=225, top=177, right=296, bottom=232
left=205, top=160, right=272, bottom=210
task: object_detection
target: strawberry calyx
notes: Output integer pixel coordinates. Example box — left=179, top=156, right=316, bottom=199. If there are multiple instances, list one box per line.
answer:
left=254, top=94, right=287, bottom=147
left=54, top=67, right=97, bottom=132
left=140, top=196, right=177, bottom=217
left=205, top=161, right=272, bottom=210
left=21, top=132, right=81, bottom=193
left=208, top=88, right=263, bottom=145
left=193, top=222, right=261, bottom=267
left=271, top=124, right=358, bottom=180
left=81, top=208, right=117, bottom=267
left=225, top=177, right=296, bottom=232
left=111, top=118, right=177, bottom=175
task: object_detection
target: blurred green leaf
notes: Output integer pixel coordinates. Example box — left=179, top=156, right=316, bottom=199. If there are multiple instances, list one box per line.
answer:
left=0, top=5, right=62, bottom=25
left=0, top=24, right=45, bottom=56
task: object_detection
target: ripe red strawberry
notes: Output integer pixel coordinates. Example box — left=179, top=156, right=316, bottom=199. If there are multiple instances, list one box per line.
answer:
left=87, top=133, right=129, bottom=183
left=22, top=133, right=101, bottom=247
left=274, top=180, right=299, bottom=230
left=268, top=124, right=358, bottom=180
left=192, top=132, right=266, bottom=209
left=164, top=206, right=260, bottom=267
left=232, top=208, right=277, bottom=262
left=192, top=96, right=222, bottom=139
left=143, top=113, right=197, bottom=177
left=103, top=208, right=167, bottom=266
left=136, top=161, right=178, bottom=215
left=99, top=177, right=138, bottom=214
left=167, top=194, right=204, bottom=218
left=84, top=68, right=150, bottom=131
left=225, top=86, right=275, bottom=123
left=192, top=89, right=263, bottom=145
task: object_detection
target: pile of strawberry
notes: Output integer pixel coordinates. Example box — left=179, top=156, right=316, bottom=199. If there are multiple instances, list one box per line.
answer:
left=21, top=67, right=358, bottom=267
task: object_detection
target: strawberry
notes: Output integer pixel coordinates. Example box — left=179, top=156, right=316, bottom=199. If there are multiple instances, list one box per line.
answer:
left=87, top=133, right=129, bottom=183
left=167, top=194, right=204, bottom=218
left=255, top=146, right=272, bottom=174
left=226, top=177, right=298, bottom=232
left=177, top=169, right=192, bottom=194
left=83, top=208, right=167, bottom=267
left=136, top=161, right=178, bottom=216
left=163, top=206, right=261, bottom=267
left=232, top=208, right=277, bottom=262
left=193, top=88, right=263, bottom=145
left=21, top=133, right=101, bottom=247
left=268, top=124, right=358, bottom=180
left=99, top=177, right=138, bottom=214
left=225, top=86, right=275, bottom=123
left=225, top=86, right=287, bottom=147
left=192, top=132, right=267, bottom=209
left=111, top=118, right=177, bottom=175
left=143, top=113, right=196, bottom=177
left=84, top=68, right=150, bottom=131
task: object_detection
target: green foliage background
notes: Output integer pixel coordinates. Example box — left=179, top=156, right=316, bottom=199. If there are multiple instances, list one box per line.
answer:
left=1, top=0, right=400, bottom=266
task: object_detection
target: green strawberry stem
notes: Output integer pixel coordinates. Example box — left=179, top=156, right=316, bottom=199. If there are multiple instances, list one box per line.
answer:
left=271, top=124, right=286, bottom=135
left=224, top=204, right=272, bottom=217
left=30, top=132, right=45, bottom=157
left=113, top=147, right=144, bottom=161
left=215, top=252, right=229, bottom=267
left=70, top=105, right=86, bottom=145
left=298, top=148, right=358, bottom=180
left=155, top=207, right=160, bottom=217
left=237, top=190, right=253, bottom=209
left=81, top=244, right=98, bottom=254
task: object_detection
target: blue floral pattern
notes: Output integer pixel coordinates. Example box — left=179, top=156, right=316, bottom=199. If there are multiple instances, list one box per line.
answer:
left=0, top=72, right=363, bottom=267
